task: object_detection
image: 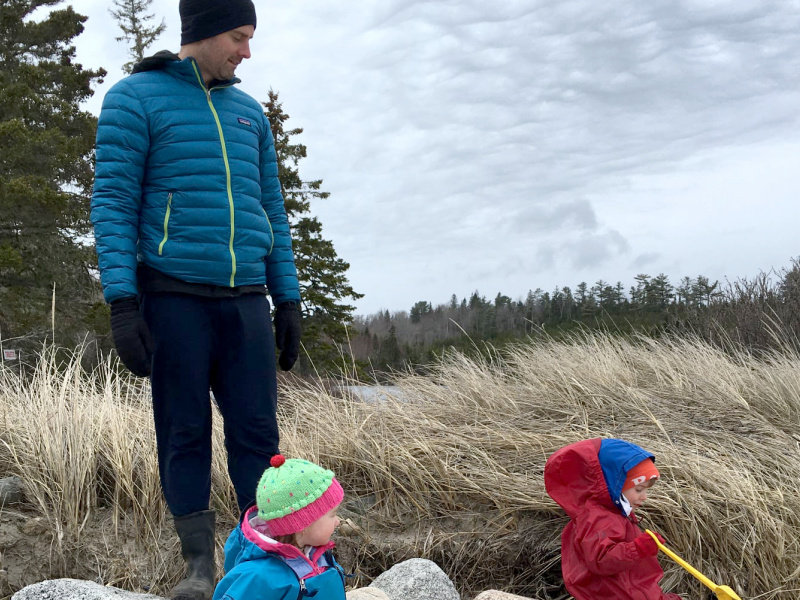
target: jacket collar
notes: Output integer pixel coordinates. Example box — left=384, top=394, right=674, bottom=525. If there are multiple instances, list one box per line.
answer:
left=132, top=50, right=241, bottom=90
left=241, top=505, right=336, bottom=562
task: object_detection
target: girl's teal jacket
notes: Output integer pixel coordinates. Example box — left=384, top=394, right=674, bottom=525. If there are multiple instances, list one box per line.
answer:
left=213, top=505, right=346, bottom=600
left=91, top=52, right=300, bottom=305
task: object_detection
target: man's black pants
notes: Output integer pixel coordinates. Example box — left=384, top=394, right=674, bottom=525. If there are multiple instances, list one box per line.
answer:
left=141, top=292, right=279, bottom=517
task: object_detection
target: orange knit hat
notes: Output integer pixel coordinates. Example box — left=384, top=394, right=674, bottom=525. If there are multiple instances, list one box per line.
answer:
left=623, top=458, right=659, bottom=491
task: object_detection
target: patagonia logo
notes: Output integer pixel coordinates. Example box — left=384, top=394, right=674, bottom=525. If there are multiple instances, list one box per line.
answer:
left=237, top=117, right=252, bottom=126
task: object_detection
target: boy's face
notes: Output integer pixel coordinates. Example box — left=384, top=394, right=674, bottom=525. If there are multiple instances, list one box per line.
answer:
left=622, top=478, right=657, bottom=509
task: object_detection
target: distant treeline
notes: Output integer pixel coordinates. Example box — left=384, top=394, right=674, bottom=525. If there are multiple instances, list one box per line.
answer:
left=348, top=261, right=800, bottom=378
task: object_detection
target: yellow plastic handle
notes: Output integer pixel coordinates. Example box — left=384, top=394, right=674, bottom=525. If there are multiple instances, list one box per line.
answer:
left=645, top=529, right=716, bottom=590
left=645, top=531, right=744, bottom=600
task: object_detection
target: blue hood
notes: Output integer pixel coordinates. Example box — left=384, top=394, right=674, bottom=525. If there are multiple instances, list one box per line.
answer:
left=598, top=438, right=655, bottom=514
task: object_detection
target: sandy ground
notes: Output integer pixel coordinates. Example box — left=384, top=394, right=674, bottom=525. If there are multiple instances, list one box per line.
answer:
left=0, top=505, right=72, bottom=598
left=0, top=502, right=177, bottom=599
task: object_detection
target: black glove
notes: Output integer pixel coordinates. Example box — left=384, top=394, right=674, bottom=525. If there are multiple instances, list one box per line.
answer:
left=273, top=301, right=301, bottom=371
left=110, top=297, right=154, bottom=377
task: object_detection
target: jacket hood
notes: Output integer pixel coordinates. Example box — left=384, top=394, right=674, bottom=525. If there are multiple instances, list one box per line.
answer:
left=545, top=438, right=655, bottom=518
left=131, top=50, right=180, bottom=73
left=226, top=505, right=335, bottom=572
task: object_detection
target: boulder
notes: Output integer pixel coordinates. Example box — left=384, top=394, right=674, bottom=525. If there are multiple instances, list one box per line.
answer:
left=346, top=588, right=391, bottom=600
left=473, top=591, right=538, bottom=600
left=369, top=558, right=460, bottom=600
left=12, top=579, right=167, bottom=600
left=0, top=476, right=24, bottom=506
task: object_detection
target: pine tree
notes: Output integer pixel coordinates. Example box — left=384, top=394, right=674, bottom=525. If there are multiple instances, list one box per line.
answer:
left=0, top=0, right=106, bottom=351
left=262, top=90, right=363, bottom=372
left=676, top=276, right=695, bottom=306
left=409, top=300, right=431, bottom=324
left=650, top=274, right=674, bottom=308
left=109, top=0, right=166, bottom=74
left=376, top=325, right=400, bottom=371
left=692, top=276, right=720, bottom=306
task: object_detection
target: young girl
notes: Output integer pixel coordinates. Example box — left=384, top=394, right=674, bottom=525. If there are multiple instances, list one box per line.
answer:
left=544, top=438, right=683, bottom=600
left=213, top=455, right=346, bottom=600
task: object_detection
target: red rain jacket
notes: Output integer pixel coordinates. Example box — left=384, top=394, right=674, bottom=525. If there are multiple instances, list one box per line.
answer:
left=544, top=438, right=682, bottom=600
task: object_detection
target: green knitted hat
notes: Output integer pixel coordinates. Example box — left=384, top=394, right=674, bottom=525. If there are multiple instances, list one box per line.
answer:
left=256, top=455, right=344, bottom=536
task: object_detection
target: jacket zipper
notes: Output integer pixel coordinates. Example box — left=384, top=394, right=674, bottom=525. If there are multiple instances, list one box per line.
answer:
left=191, top=60, right=237, bottom=287
left=158, top=192, right=174, bottom=255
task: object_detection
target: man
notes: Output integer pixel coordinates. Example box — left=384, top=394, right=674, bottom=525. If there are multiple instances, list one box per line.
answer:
left=91, top=1, right=301, bottom=599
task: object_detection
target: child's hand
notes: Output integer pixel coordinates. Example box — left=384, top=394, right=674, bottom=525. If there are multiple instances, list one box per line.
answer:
left=651, top=531, right=666, bottom=544
left=633, top=532, right=660, bottom=557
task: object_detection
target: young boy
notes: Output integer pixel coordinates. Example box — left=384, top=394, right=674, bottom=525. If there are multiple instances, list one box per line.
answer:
left=544, top=438, right=683, bottom=600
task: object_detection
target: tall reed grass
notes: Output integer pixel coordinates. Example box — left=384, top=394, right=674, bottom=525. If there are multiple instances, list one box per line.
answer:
left=0, top=332, right=797, bottom=599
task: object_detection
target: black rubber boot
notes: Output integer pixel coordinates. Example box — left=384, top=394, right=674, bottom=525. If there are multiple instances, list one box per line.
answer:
left=171, top=509, right=216, bottom=600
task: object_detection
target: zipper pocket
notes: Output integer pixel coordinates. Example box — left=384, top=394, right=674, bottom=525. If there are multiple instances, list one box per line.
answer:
left=296, top=578, right=319, bottom=599
left=158, top=192, right=174, bottom=255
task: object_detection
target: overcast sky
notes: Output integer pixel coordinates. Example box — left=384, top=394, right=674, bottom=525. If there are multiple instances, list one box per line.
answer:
left=56, top=0, right=800, bottom=315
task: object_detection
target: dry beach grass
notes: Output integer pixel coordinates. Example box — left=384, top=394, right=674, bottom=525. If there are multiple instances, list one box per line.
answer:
left=0, top=332, right=798, bottom=599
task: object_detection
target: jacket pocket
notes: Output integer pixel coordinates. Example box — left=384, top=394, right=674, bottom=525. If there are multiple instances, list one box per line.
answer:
left=260, top=205, right=275, bottom=255
left=158, top=192, right=174, bottom=256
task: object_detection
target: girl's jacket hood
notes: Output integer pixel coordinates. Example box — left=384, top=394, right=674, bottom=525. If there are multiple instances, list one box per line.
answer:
left=225, top=505, right=336, bottom=575
left=545, top=438, right=655, bottom=517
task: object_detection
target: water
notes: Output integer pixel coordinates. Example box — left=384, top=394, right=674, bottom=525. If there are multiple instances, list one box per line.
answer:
left=337, top=385, right=407, bottom=403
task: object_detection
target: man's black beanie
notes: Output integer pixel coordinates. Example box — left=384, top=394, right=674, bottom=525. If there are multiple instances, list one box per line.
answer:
left=179, top=0, right=257, bottom=45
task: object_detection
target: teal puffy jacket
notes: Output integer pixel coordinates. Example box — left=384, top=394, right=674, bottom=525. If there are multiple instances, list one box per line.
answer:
left=91, top=52, right=300, bottom=305
left=214, top=505, right=346, bottom=600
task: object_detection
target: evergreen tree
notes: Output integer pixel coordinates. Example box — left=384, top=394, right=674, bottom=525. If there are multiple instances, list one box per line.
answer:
left=262, top=90, right=362, bottom=372
left=468, top=291, right=486, bottom=310
left=109, top=0, right=166, bottom=74
left=613, top=282, right=627, bottom=308
left=631, top=274, right=652, bottom=308
left=560, top=286, right=575, bottom=318
left=494, top=292, right=512, bottom=308
left=575, top=282, right=593, bottom=317
left=676, top=276, right=695, bottom=306
left=376, top=325, right=400, bottom=371
left=692, top=275, right=720, bottom=306
left=593, top=280, right=611, bottom=308
left=650, top=273, right=674, bottom=308
left=410, top=300, right=431, bottom=324
left=0, top=0, right=106, bottom=351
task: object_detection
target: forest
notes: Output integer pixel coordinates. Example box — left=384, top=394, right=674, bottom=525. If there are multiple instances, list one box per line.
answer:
left=349, top=265, right=800, bottom=378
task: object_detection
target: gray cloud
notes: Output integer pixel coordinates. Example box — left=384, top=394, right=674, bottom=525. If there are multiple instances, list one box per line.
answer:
left=560, top=229, right=631, bottom=270
left=631, top=252, right=662, bottom=270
